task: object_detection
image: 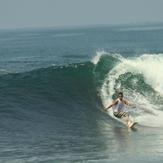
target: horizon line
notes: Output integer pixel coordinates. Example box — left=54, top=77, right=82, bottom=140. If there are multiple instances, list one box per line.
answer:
left=0, top=21, right=163, bottom=31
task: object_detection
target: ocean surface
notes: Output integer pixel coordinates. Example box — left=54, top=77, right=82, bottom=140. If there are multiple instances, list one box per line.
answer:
left=0, top=24, right=163, bottom=163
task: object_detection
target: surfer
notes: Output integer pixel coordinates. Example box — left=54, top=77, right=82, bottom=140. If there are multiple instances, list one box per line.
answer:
left=106, top=92, right=135, bottom=127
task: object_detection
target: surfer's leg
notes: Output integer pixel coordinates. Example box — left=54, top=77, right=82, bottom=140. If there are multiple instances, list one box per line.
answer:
left=121, top=115, right=129, bottom=124
left=125, top=116, right=134, bottom=127
left=121, top=113, right=133, bottom=127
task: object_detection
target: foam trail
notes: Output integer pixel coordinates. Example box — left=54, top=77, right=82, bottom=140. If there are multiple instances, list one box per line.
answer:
left=131, top=92, right=163, bottom=127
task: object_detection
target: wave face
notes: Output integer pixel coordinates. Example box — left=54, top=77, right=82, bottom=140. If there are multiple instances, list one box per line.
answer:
left=0, top=62, right=100, bottom=121
left=1, top=52, right=163, bottom=128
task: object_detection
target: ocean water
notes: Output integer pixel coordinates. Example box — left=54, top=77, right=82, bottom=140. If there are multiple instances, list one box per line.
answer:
left=0, top=24, right=163, bottom=163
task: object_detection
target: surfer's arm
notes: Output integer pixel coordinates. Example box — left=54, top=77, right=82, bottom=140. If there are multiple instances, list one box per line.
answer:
left=124, top=100, right=134, bottom=107
left=106, top=100, right=118, bottom=110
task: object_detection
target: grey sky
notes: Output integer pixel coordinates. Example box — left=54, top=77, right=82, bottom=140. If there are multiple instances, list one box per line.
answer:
left=0, top=0, right=163, bottom=29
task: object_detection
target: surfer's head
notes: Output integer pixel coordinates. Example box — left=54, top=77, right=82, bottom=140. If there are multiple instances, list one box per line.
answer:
left=118, top=92, right=123, bottom=100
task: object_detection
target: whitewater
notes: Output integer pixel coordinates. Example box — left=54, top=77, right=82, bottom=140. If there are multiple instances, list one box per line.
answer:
left=92, top=52, right=163, bottom=128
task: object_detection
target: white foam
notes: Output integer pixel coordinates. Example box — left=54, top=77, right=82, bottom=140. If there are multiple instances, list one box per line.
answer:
left=101, top=54, right=163, bottom=98
left=0, top=69, right=11, bottom=75
left=122, top=54, right=163, bottom=94
left=100, top=53, right=163, bottom=127
left=130, top=92, right=163, bottom=127
left=91, top=51, right=105, bottom=65
left=91, top=51, right=123, bottom=65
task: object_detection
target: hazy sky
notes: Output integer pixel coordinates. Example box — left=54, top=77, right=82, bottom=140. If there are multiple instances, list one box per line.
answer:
left=0, top=0, right=163, bottom=29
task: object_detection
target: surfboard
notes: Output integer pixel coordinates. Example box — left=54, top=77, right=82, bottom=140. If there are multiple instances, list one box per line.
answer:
left=129, top=122, right=138, bottom=128
left=106, top=109, right=137, bottom=129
